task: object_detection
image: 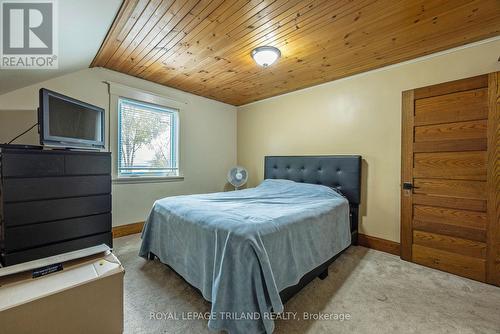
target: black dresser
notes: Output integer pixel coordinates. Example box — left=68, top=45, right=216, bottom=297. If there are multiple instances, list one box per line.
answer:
left=0, top=147, right=112, bottom=266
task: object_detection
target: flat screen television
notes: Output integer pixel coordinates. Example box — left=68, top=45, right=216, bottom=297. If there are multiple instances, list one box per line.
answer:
left=38, top=88, right=105, bottom=149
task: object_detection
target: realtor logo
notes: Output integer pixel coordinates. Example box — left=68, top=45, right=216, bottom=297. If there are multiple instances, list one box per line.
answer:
left=1, top=0, right=58, bottom=69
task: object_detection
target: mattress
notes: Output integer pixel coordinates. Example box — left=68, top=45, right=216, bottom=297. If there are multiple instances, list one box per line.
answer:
left=139, top=179, right=351, bottom=333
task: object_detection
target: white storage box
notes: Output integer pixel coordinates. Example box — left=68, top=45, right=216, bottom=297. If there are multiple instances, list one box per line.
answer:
left=0, top=250, right=124, bottom=334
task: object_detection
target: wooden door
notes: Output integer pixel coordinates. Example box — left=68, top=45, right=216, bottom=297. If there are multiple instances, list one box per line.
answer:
left=401, top=73, right=499, bottom=285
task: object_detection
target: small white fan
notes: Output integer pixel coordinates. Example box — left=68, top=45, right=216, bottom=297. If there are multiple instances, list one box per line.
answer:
left=227, top=166, right=248, bottom=190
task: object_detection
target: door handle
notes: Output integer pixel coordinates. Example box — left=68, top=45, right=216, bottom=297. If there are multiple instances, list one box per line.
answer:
left=402, top=182, right=419, bottom=190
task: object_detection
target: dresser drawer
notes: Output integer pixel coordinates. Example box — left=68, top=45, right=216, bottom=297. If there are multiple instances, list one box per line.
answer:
left=3, top=175, right=111, bottom=202
left=1, top=232, right=113, bottom=266
left=4, top=195, right=111, bottom=227
left=65, top=153, right=111, bottom=175
left=1, top=151, right=111, bottom=178
left=4, top=213, right=111, bottom=252
left=1, top=152, right=64, bottom=177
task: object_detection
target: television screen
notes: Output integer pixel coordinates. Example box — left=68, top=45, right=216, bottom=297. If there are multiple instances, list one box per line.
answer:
left=39, top=89, right=105, bottom=149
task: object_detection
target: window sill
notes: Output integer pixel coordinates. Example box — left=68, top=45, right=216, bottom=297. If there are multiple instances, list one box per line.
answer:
left=112, top=175, right=184, bottom=184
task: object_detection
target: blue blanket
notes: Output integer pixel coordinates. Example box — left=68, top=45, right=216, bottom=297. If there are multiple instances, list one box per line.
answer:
left=139, top=179, right=351, bottom=333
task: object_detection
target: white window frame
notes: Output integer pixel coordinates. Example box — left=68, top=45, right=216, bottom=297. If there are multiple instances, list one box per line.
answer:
left=107, top=82, right=185, bottom=184
left=117, top=97, right=179, bottom=178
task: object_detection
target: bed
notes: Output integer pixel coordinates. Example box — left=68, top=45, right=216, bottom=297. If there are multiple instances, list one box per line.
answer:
left=139, top=155, right=361, bottom=334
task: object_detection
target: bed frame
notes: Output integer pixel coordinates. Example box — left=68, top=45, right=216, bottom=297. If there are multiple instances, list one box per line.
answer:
left=264, top=155, right=362, bottom=303
left=148, top=155, right=362, bottom=304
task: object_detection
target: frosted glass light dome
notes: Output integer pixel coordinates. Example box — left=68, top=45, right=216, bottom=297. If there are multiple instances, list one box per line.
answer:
left=251, top=46, right=281, bottom=67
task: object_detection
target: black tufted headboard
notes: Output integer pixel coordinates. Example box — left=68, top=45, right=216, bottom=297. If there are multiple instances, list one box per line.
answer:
left=264, top=155, right=362, bottom=204
left=264, top=155, right=362, bottom=245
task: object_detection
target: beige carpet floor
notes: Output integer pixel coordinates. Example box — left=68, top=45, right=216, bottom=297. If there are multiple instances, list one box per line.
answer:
left=114, top=234, right=500, bottom=334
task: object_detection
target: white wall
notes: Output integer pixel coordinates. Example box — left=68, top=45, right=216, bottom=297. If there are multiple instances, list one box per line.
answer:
left=237, top=37, right=500, bottom=242
left=0, top=68, right=237, bottom=226
left=2, top=37, right=499, bottom=238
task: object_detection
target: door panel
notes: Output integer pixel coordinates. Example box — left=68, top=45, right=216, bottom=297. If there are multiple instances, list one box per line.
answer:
left=414, top=88, right=488, bottom=126
left=412, top=193, right=487, bottom=211
left=413, top=151, right=487, bottom=180
left=413, top=205, right=487, bottom=230
left=401, top=73, right=499, bottom=286
left=413, top=75, right=488, bottom=99
left=413, top=230, right=487, bottom=259
left=413, top=138, right=487, bottom=153
left=414, top=120, right=487, bottom=142
left=413, top=179, right=486, bottom=200
left=413, top=220, right=486, bottom=243
left=412, top=244, right=486, bottom=282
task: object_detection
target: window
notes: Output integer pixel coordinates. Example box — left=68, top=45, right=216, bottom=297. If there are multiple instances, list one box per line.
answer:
left=118, top=98, right=179, bottom=178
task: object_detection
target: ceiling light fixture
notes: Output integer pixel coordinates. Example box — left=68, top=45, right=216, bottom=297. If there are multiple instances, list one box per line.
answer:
left=251, top=46, right=281, bottom=67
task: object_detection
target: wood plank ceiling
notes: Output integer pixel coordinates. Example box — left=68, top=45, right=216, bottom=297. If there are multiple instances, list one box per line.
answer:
left=91, top=0, right=500, bottom=106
